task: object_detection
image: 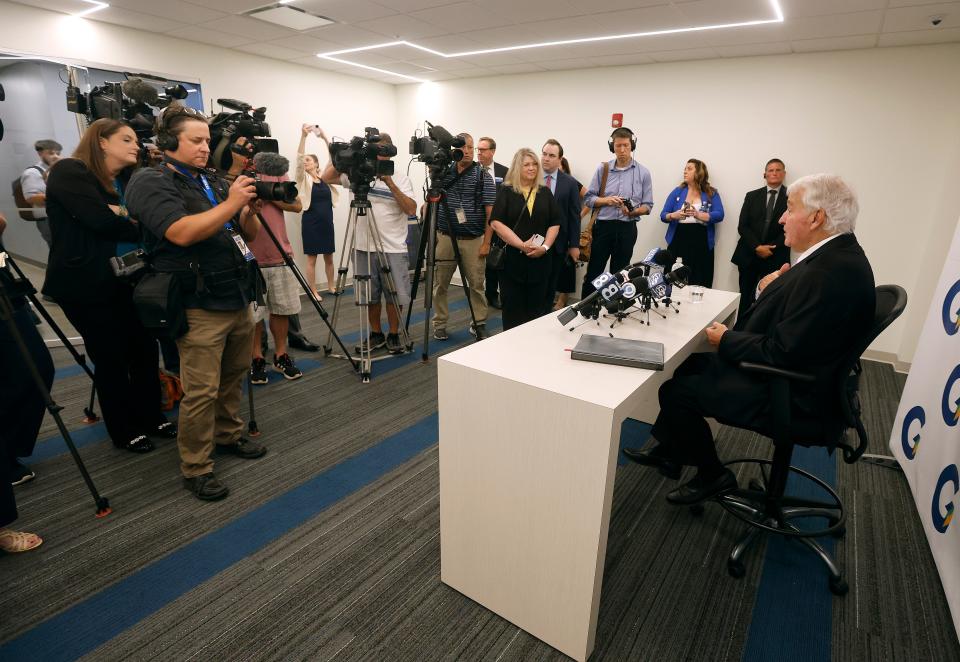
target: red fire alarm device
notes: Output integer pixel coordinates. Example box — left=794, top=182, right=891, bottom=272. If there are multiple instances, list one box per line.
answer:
left=611, top=113, right=623, bottom=128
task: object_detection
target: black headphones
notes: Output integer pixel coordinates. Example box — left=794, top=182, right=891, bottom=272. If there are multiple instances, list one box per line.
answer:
left=154, top=105, right=206, bottom=152
left=608, top=126, right=637, bottom=153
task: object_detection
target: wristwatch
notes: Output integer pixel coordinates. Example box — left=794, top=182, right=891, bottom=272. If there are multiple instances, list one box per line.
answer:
left=542, top=244, right=551, bottom=252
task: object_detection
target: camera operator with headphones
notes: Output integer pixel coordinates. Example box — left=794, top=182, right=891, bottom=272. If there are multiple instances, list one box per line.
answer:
left=581, top=127, right=654, bottom=298
left=125, top=103, right=267, bottom=502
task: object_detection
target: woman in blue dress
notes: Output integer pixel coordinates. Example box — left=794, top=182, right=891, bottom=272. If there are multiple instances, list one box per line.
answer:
left=296, top=124, right=338, bottom=300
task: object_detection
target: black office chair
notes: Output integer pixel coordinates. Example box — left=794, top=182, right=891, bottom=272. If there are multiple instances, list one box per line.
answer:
left=700, top=284, right=908, bottom=595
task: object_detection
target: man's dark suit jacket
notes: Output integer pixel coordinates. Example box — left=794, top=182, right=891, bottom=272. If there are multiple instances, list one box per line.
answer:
left=699, top=233, right=875, bottom=429
left=491, top=161, right=508, bottom=189
left=731, top=185, right=789, bottom=270
left=550, top=170, right=581, bottom=257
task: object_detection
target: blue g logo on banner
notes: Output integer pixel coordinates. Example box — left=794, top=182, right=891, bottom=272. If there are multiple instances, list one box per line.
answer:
left=932, top=464, right=959, bottom=533
left=942, top=280, right=960, bottom=336
left=901, top=406, right=925, bottom=459
left=942, top=365, right=960, bottom=426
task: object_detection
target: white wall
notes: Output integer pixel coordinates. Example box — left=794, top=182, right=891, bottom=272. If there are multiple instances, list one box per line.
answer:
left=0, top=0, right=398, bottom=280
left=396, top=44, right=960, bottom=364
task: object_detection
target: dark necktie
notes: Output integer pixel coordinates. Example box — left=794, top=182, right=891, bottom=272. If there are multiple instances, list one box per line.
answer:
left=760, top=189, right=777, bottom=242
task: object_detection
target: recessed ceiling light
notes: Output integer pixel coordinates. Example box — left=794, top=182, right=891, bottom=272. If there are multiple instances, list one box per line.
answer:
left=77, top=0, right=109, bottom=17
left=319, top=0, right=785, bottom=82
left=249, top=6, right=332, bottom=31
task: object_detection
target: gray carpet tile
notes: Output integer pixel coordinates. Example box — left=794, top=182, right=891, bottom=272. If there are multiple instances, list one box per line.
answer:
left=3, top=292, right=958, bottom=662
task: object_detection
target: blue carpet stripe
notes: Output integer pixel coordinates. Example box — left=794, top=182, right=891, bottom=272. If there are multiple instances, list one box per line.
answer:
left=0, top=413, right=440, bottom=662
left=742, top=444, right=836, bottom=662
left=36, top=296, right=482, bottom=460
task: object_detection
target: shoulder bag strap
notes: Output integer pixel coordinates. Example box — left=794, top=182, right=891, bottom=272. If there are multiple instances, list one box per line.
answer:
left=586, top=162, right=610, bottom=233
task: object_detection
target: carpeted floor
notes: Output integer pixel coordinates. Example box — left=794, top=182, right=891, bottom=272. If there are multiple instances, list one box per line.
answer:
left=1, top=285, right=957, bottom=662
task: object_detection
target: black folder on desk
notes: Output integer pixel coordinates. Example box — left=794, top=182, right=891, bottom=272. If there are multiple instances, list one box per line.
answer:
left=570, top=335, right=665, bottom=370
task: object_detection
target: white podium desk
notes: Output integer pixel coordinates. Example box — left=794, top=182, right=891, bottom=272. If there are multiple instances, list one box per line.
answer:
left=438, top=289, right=739, bottom=661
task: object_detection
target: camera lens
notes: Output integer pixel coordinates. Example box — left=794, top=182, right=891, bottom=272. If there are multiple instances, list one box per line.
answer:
left=254, top=181, right=298, bottom=203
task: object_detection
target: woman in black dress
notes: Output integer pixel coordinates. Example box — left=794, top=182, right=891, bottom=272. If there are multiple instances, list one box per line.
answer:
left=43, top=119, right=175, bottom=453
left=490, top=148, right=561, bottom=330
left=296, top=124, right=338, bottom=300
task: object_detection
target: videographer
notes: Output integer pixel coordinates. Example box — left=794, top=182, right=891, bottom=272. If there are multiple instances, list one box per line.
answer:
left=322, top=132, right=416, bottom=354
left=42, top=119, right=174, bottom=454
left=432, top=132, right=496, bottom=341
left=19, top=139, right=62, bottom=250
left=0, top=211, right=50, bottom=553
left=125, top=103, right=267, bottom=502
left=247, top=151, right=303, bottom=382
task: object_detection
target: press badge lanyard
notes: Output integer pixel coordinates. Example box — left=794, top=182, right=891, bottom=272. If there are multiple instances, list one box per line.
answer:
left=172, top=164, right=255, bottom=262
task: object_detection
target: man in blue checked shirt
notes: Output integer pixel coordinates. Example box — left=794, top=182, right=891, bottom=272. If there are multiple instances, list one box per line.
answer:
left=581, top=127, right=654, bottom=298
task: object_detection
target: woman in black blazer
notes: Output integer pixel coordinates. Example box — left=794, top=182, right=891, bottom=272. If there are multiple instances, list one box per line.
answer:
left=490, top=148, right=561, bottom=330
left=43, top=119, right=174, bottom=453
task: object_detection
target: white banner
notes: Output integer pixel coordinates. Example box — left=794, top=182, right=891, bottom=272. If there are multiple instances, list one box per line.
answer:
left=890, top=216, right=960, bottom=641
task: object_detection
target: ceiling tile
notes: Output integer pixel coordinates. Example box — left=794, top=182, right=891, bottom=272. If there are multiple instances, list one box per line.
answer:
left=535, top=56, right=597, bottom=71
left=294, top=0, right=399, bottom=23
left=785, top=11, right=885, bottom=40
left=457, top=24, right=554, bottom=49
left=882, top=3, right=960, bottom=32
left=454, top=51, right=535, bottom=66
left=108, top=0, right=228, bottom=23
left=790, top=34, right=879, bottom=52
left=485, top=63, right=549, bottom=74
left=649, top=46, right=721, bottom=62
left=714, top=42, right=792, bottom=57
left=369, top=0, right=461, bottom=10
left=565, top=0, right=670, bottom=11
left=414, top=34, right=484, bottom=52
left=263, top=35, right=342, bottom=54
left=93, top=7, right=190, bottom=32
left=352, top=13, right=449, bottom=39
left=176, top=0, right=268, bottom=11
left=409, top=2, right=513, bottom=32
left=200, top=15, right=295, bottom=41
left=674, top=0, right=771, bottom=25
left=586, top=53, right=656, bottom=66
left=305, top=23, right=390, bottom=45
left=877, top=25, right=960, bottom=45
left=700, top=21, right=787, bottom=47
left=778, top=0, right=888, bottom=17
left=886, top=0, right=960, bottom=6
left=167, top=26, right=252, bottom=48
left=478, top=0, right=586, bottom=24
left=591, top=4, right=690, bottom=32
left=241, top=42, right=307, bottom=60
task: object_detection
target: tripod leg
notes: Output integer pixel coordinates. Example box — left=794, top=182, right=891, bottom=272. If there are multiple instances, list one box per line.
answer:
left=246, top=372, right=260, bottom=436
left=406, top=212, right=430, bottom=332
left=323, top=207, right=357, bottom=356
left=83, top=381, right=100, bottom=424
left=0, top=296, right=110, bottom=517
left=366, top=209, right=414, bottom=353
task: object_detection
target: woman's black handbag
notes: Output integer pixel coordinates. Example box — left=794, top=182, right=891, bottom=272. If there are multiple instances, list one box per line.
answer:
left=132, top=271, right=188, bottom=339
left=488, top=186, right=534, bottom=271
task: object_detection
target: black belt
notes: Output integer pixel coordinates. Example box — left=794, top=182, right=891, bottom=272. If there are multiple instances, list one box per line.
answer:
left=437, top=228, right=481, bottom=239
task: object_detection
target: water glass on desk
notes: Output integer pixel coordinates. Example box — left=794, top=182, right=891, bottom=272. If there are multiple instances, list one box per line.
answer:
left=690, top=285, right=705, bottom=303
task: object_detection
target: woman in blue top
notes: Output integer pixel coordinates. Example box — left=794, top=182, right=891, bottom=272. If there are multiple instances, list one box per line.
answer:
left=660, top=159, right=724, bottom=287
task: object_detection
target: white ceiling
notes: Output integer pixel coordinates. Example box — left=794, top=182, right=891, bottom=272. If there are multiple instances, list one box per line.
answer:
left=11, top=0, right=960, bottom=84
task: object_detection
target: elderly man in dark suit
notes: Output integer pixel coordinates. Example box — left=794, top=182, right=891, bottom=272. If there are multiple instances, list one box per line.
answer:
left=731, top=159, right=790, bottom=320
left=540, top=139, right=582, bottom=314
left=624, top=173, right=875, bottom=505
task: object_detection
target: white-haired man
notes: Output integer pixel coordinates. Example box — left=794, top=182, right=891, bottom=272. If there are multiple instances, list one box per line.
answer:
left=623, top=174, right=875, bottom=505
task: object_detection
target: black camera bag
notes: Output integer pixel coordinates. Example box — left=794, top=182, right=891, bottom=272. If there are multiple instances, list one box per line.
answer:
left=132, top=271, right=188, bottom=339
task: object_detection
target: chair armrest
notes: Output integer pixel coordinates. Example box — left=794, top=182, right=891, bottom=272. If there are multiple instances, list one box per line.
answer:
left=739, top=362, right=816, bottom=383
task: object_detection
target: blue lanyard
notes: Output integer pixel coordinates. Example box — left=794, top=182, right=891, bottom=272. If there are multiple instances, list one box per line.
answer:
left=171, top=164, right=235, bottom=230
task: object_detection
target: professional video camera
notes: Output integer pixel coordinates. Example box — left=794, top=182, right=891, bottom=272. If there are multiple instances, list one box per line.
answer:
left=65, top=74, right=189, bottom=141
left=208, top=98, right=279, bottom=171
left=409, top=121, right=464, bottom=176
left=329, top=127, right=396, bottom=195
left=235, top=148, right=298, bottom=204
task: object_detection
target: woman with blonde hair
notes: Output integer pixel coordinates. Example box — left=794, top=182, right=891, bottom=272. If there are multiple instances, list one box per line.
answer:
left=296, top=124, right=339, bottom=300
left=489, top=148, right=561, bottom=330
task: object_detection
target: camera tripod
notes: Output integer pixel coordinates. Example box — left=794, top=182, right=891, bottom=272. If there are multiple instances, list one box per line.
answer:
left=322, top=190, right=414, bottom=383
left=406, top=177, right=482, bottom=362
left=0, top=252, right=110, bottom=517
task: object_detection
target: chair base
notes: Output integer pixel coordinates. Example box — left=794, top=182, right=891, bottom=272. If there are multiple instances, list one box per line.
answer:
left=705, top=458, right=849, bottom=596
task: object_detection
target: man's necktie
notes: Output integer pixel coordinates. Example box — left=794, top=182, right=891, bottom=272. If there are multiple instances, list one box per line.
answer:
left=761, top=189, right=777, bottom=242
left=545, top=174, right=552, bottom=192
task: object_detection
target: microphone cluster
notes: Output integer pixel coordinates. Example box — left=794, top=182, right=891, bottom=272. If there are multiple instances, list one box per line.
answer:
left=556, top=248, right=690, bottom=326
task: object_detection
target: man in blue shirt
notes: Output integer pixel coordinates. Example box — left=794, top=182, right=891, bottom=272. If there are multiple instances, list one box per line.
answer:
left=432, top=132, right=497, bottom=340
left=581, top=128, right=654, bottom=297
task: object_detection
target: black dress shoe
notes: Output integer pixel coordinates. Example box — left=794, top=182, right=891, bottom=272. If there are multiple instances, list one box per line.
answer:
left=288, top=334, right=319, bottom=352
left=153, top=422, right=178, bottom=439
left=183, top=473, right=229, bottom=501
left=116, top=435, right=154, bottom=454
left=215, top=437, right=267, bottom=459
left=666, top=469, right=737, bottom=506
left=622, top=445, right=682, bottom=480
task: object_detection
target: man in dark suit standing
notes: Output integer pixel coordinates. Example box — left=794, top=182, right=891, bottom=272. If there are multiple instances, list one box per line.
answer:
left=623, top=174, right=875, bottom=505
left=731, top=159, right=789, bottom=320
left=540, top=139, right=582, bottom=313
left=478, top=136, right=509, bottom=309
